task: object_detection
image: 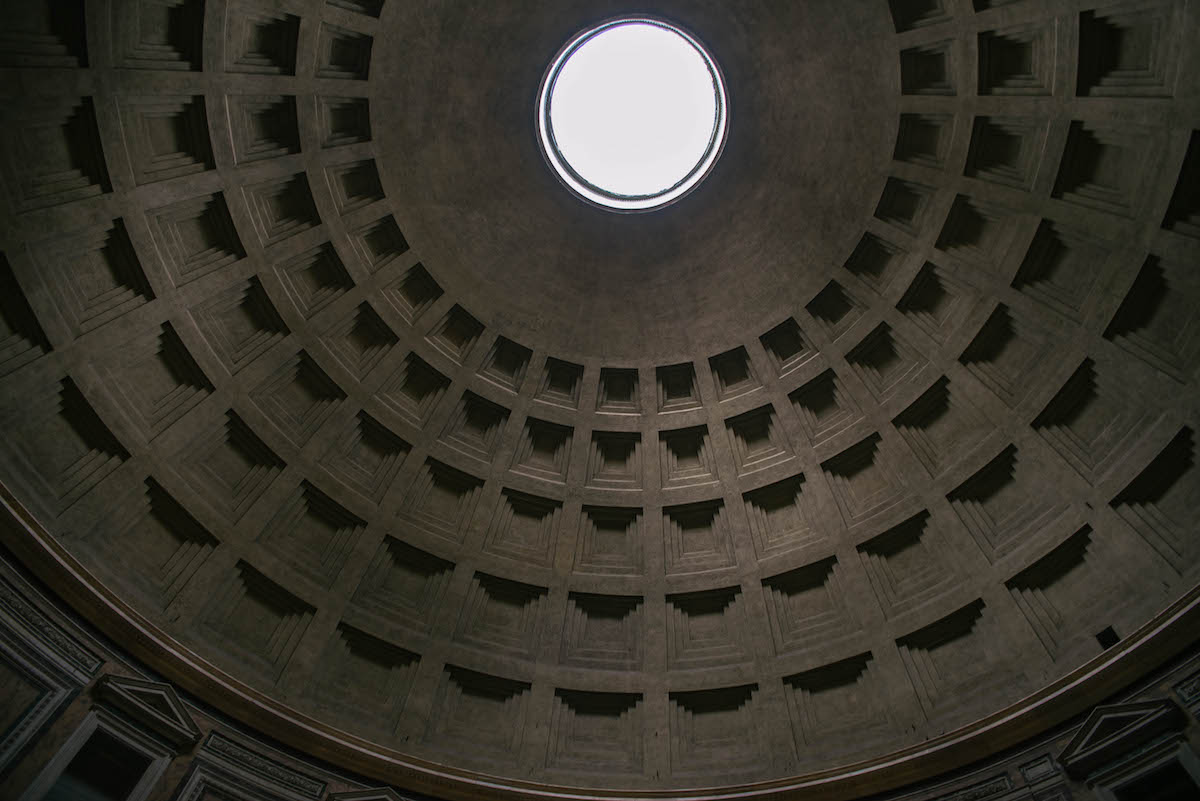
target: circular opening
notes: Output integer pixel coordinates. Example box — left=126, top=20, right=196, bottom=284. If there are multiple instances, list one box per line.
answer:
left=537, top=17, right=728, bottom=213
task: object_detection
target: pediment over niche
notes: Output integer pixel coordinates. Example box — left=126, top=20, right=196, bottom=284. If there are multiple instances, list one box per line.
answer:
left=1059, top=698, right=1186, bottom=780
left=331, top=790, right=407, bottom=801
left=95, top=674, right=202, bottom=749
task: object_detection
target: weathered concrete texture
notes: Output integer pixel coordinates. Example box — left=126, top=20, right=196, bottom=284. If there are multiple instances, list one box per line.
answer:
left=0, top=0, right=1198, bottom=797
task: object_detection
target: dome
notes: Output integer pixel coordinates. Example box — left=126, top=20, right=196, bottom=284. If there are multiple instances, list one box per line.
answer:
left=0, top=1, right=1198, bottom=799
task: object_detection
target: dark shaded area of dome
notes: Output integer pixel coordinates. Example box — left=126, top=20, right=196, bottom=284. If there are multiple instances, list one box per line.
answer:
left=0, top=1, right=1198, bottom=801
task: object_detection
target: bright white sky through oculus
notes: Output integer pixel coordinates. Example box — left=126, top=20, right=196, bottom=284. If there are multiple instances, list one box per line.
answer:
left=548, top=22, right=718, bottom=198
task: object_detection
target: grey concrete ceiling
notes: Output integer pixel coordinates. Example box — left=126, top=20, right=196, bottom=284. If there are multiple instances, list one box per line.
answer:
left=0, top=0, right=1197, bottom=798
left=372, top=0, right=896, bottom=360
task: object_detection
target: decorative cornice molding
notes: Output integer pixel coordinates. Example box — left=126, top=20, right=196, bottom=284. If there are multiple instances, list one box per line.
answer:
left=0, top=574, right=101, bottom=677
left=199, top=732, right=327, bottom=799
left=929, top=774, right=1010, bottom=801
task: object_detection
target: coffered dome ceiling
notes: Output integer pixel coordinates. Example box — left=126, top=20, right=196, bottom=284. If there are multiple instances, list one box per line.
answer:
left=373, top=0, right=895, bottom=359
left=0, top=1, right=1197, bottom=799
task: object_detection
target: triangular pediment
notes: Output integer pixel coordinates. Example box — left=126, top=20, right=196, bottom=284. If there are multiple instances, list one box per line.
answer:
left=331, top=790, right=406, bottom=801
left=1086, top=712, right=1140, bottom=745
left=96, top=675, right=202, bottom=749
left=1059, top=699, right=1186, bottom=779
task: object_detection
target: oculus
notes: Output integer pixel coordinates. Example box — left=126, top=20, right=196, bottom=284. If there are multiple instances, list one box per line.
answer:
left=537, top=17, right=728, bottom=212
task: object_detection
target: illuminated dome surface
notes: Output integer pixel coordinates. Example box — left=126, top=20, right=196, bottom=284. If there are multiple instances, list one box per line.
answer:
left=537, top=18, right=728, bottom=211
left=0, top=1, right=1197, bottom=800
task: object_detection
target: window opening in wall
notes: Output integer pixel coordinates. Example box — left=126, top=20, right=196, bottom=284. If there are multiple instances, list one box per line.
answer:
left=44, top=729, right=152, bottom=801
left=537, top=17, right=728, bottom=212
left=1114, top=761, right=1200, bottom=801
left=1096, top=625, right=1119, bottom=650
